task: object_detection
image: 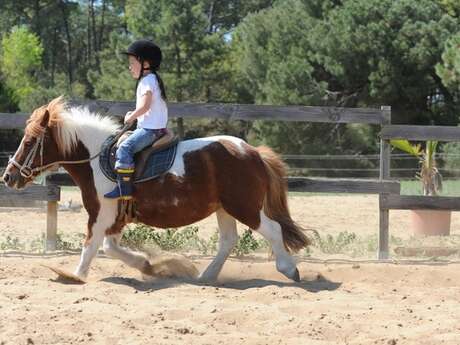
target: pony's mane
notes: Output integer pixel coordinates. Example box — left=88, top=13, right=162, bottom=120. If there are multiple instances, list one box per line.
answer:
left=25, top=96, right=120, bottom=156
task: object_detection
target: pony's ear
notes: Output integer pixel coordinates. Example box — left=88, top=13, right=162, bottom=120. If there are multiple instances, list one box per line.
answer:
left=40, top=109, right=50, bottom=127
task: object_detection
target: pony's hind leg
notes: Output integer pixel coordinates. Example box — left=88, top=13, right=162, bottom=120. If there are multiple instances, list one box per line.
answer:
left=103, top=233, right=153, bottom=276
left=198, top=208, right=238, bottom=282
left=255, top=210, right=300, bottom=282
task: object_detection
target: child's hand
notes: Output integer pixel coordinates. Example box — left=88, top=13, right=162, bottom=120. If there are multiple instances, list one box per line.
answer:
left=124, top=111, right=134, bottom=124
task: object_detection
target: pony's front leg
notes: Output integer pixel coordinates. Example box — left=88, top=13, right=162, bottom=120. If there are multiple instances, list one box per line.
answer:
left=73, top=199, right=118, bottom=279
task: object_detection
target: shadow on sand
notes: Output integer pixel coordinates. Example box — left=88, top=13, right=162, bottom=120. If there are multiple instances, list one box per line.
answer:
left=100, top=273, right=341, bottom=293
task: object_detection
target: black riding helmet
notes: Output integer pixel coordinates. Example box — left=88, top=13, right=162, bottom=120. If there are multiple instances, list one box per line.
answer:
left=123, top=39, right=167, bottom=102
left=122, top=39, right=162, bottom=71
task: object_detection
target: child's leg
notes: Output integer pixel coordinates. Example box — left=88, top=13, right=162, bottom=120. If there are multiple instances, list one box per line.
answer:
left=115, top=128, right=158, bottom=169
left=105, top=128, right=166, bottom=199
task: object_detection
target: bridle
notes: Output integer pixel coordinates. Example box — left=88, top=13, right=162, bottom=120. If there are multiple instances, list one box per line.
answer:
left=8, top=127, right=100, bottom=179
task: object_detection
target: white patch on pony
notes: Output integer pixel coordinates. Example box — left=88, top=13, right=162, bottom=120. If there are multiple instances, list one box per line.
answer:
left=255, top=210, right=297, bottom=278
left=168, top=135, right=247, bottom=177
left=58, top=107, right=120, bottom=195
left=74, top=196, right=118, bottom=279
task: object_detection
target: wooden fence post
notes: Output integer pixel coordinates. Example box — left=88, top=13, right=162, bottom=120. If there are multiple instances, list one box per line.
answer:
left=379, top=106, right=391, bottom=260
left=46, top=201, right=58, bottom=251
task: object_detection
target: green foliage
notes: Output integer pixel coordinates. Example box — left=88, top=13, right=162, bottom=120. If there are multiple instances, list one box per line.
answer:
left=232, top=230, right=268, bottom=256
left=400, top=179, right=460, bottom=196
left=438, top=0, right=460, bottom=17
left=391, top=140, right=443, bottom=195
left=441, top=142, right=460, bottom=175
left=88, top=33, right=135, bottom=101
left=235, top=0, right=459, bottom=127
left=0, top=235, right=25, bottom=251
left=0, top=26, right=43, bottom=109
left=126, top=0, right=232, bottom=103
left=234, top=0, right=325, bottom=105
left=121, top=224, right=208, bottom=252
left=390, top=140, right=422, bottom=156
left=311, top=231, right=358, bottom=254
left=308, top=231, right=404, bottom=257
left=436, top=33, right=460, bottom=93
left=55, top=232, right=86, bottom=251
left=121, top=224, right=268, bottom=256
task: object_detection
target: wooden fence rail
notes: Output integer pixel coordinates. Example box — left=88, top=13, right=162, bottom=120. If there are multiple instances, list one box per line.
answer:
left=0, top=102, right=388, bottom=130
left=0, top=184, right=60, bottom=251
left=381, top=125, right=460, bottom=141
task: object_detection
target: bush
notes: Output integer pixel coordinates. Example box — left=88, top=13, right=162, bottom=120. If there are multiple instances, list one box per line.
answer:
left=121, top=224, right=207, bottom=252
left=441, top=142, right=460, bottom=177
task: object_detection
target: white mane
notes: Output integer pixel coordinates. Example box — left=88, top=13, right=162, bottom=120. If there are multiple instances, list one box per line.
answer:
left=58, top=107, right=120, bottom=156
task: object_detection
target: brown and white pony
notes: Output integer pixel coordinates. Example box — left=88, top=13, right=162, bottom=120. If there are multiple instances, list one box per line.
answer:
left=3, top=97, right=309, bottom=282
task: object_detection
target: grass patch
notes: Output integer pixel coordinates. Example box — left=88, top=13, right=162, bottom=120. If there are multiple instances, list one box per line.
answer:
left=3, top=225, right=460, bottom=260
left=121, top=224, right=269, bottom=256
left=304, top=231, right=404, bottom=258
left=400, top=179, right=460, bottom=196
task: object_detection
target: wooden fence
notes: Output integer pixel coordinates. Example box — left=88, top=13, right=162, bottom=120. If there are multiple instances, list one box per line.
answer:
left=1, top=101, right=459, bottom=259
left=0, top=184, right=60, bottom=251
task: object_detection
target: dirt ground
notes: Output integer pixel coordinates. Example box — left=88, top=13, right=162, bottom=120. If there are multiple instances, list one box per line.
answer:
left=1, top=191, right=460, bottom=344
left=1, top=255, right=460, bottom=345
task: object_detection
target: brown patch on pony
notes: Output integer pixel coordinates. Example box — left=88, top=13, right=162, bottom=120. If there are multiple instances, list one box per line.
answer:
left=105, top=218, right=125, bottom=236
left=213, top=140, right=267, bottom=229
left=102, top=138, right=307, bottom=254
left=256, top=146, right=310, bottom=253
left=128, top=139, right=266, bottom=230
left=133, top=147, right=223, bottom=228
left=62, top=141, right=100, bottom=245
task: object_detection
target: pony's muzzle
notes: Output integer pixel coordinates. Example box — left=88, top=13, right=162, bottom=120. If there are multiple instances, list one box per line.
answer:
left=2, top=170, right=17, bottom=188
left=2, top=166, right=23, bottom=189
left=2, top=172, right=10, bottom=184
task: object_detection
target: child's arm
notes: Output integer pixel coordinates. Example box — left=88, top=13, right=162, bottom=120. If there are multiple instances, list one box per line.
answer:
left=124, top=91, right=153, bottom=124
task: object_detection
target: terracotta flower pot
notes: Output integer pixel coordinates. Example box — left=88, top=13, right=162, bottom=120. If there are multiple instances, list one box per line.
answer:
left=410, top=210, right=451, bottom=236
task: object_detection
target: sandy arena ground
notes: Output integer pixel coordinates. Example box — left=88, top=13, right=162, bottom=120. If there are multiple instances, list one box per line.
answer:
left=1, top=190, right=460, bottom=344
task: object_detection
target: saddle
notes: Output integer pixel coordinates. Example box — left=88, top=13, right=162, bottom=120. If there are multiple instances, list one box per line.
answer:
left=99, top=128, right=179, bottom=183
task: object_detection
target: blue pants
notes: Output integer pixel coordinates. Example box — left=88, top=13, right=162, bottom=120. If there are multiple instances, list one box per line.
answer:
left=115, top=128, right=165, bottom=169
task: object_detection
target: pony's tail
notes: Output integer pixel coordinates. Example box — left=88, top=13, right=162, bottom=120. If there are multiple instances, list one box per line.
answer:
left=256, top=146, right=310, bottom=253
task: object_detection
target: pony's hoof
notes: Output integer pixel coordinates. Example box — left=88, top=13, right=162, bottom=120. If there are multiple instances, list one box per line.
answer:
left=292, top=268, right=301, bottom=282
left=197, top=273, right=218, bottom=284
left=140, top=260, right=155, bottom=276
left=42, top=265, right=87, bottom=284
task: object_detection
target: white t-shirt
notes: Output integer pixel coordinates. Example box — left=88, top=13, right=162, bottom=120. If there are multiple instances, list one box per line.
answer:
left=136, top=73, right=168, bottom=129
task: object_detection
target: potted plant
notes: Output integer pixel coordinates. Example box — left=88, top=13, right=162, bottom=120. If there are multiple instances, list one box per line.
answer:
left=390, top=140, right=451, bottom=236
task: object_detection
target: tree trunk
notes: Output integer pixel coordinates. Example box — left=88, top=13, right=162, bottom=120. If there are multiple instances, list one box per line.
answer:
left=60, top=0, right=73, bottom=89
left=99, top=0, right=106, bottom=52
left=34, top=0, right=41, bottom=36
left=173, top=29, right=185, bottom=138
left=206, top=0, right=215, bottom=33
left=87, top=0, right=92, bottom=63
left=90, top=0, right=100, bottom=68
left=51, top=28, right=58, bottom=85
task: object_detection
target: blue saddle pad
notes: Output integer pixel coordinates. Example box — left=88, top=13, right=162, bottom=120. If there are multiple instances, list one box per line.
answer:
left=99, top=134, right=178, bottom=183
